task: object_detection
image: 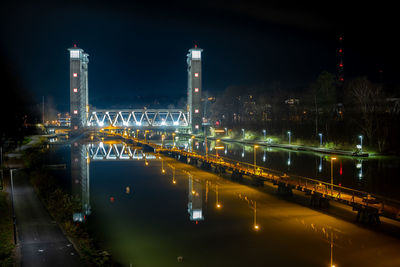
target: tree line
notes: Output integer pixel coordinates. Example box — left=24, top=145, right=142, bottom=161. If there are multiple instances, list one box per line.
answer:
left=208, top=72, right=400, bottom=153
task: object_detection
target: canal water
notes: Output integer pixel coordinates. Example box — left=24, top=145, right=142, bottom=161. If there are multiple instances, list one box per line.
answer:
left=48, top=140, right=400, bottom=266
left=167, top=138, right=400, bottom=201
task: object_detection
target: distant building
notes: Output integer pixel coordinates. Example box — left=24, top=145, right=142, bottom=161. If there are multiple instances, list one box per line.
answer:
left=68, top=45, right=89, bottom=131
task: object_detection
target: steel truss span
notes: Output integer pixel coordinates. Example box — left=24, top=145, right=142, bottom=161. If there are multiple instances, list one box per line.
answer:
left=87, top=109, right=189, bottom=128
left=87, top=143, right=157, bottom=161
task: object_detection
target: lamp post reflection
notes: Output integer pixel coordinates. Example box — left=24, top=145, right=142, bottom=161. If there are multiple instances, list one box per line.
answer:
left=216, top=184, right=221, bottom=209
left=356, top=159, right=363, bottom=180
left=253, top=201, right=259, bottom=231
left=318, top=155, right=322, bottom=173
left=331, top=157, right=336, bottom=196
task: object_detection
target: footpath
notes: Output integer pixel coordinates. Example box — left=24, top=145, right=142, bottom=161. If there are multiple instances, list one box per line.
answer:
left=3, top=136, right=83, bottom=267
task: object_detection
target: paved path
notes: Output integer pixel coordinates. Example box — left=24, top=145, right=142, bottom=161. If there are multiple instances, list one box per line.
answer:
left=11, top=170, right=82, bottom=267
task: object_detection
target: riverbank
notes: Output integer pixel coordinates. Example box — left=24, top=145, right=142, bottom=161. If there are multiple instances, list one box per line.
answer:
left=186, top=134, right=371, bottom=157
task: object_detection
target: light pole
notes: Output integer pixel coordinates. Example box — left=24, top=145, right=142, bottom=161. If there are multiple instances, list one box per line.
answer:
left=263, top=129, right=266, bottom=141
left=318, top=133, right=322, bottom=147
left=359, top=135, right=363, bottom=152
left=136, top=129, right=139, bottom=140
left=287, top=131, right=291, bottom=145
left=10, top=169, right=17, bottom=244
left=242, top=129, right=245, bottom=140
left=191, top=136, right=195, bottom=152
left=144, top=130, right=149, bottom=143
left=330, top=157, right=336, bottom=196
left=161, top=134, right=165, bottom=148
left=254, top=145, right=259, bottom=173
left=224, top=128, right=228, bottom=137
left=172, top=133, right=176, bottom=148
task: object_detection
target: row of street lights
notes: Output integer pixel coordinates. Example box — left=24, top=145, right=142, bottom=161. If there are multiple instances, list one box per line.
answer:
left=240, top=128, right=363, bottom=151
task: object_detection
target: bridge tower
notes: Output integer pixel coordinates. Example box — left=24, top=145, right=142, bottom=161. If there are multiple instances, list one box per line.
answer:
left=187, top=45, right=203, bottom=133
left=68, top=45, right=89, bottom=131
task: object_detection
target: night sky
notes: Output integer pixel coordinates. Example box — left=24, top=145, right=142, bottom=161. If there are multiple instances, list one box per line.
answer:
left=1, top=2, right=398, bottom=113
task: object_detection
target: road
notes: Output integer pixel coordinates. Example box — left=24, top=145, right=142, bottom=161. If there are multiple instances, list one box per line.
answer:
left=11, top=170, right=82, bottom=267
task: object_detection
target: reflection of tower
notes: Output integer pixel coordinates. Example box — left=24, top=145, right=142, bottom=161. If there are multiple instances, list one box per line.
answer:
left=187, top=174, right=204, bottom=221
left=71, top=143, right=91, bottom=222
left=68, top=45, right=89, bottom=131
left=187, top=45, right=203, bottom=133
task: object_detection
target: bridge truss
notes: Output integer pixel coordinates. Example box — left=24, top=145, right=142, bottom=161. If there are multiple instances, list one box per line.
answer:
left=87, top=142, right=157, bottom=161
left=87, top=109, right=189, bottom=128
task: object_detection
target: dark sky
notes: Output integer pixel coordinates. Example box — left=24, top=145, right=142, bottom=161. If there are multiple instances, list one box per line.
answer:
left=1, top=2, right=398, bottom=112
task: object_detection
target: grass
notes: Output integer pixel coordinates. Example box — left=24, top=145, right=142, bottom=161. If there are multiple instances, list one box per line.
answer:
left=0, top=190, right=15, bottom=266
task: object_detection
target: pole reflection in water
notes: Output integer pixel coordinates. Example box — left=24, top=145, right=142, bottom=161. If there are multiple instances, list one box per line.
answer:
left=263, top=150, right=266, bottom=162
left=319, top=155, right=323, bottom=173
left=187, top=172, right=204, bottom=221
left=287, top=151, right=291, bottom=170
left=71, top=142, right=91, bottom=223
left=242, top=146, right=245, bottom=158
left=356, top=159, right=363, bottom=180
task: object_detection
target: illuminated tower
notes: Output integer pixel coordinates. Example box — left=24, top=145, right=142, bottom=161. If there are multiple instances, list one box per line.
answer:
left=187, top=45, right=203, bottom=133
left=68, top=45, right=89, bottom=131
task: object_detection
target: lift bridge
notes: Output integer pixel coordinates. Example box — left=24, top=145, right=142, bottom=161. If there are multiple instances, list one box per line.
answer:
left=87, top=109, right=189, bottom=129
left=69, top=45, right=203, bottom=133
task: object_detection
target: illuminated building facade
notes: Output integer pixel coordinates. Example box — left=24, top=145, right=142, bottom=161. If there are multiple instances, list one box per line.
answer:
left=68, top=45, right=89, bottom=131
left=187, top=45, right=203, bottom=133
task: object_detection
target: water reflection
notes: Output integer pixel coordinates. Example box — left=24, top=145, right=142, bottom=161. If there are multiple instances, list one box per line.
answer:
left=71, top=142, right=91, bottom=222
left=187, top=172, right=204, bottom=221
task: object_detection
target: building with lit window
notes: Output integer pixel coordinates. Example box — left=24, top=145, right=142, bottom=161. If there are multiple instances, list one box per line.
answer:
left=187, top=45, right=203, bottom=133
left=68, top=45, right=89, bottom=131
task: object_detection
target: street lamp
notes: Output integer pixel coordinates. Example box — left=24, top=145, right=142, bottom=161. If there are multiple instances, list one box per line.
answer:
left=330, top=157, right=337, bottom=196
left=359, top=135, right=363, bottom=152
left=10, top=169, right=17, bottom=244
left=172, top=133, right=176, bottom=148
left=161, top=134, right=165, bottom=148
left=263, top=129, right=266, bottom=141
left=242, top=129, right=245, bottom=140
left=287, top=131, right=291, bottom=145
left=254, top=145, right=259, bottom=173
left=318, top=133, right=323, bottom=147
left=224, top=127, right=228, bottom=137
left=144, top=130, right=149, bottom=143
left=191, top=136, right=195, bottom=152
left=136, top=129, right=140, bottom=140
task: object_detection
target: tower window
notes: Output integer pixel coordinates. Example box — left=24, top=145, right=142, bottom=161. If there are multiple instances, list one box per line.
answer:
left=73, top=110, right=78, bottom=114
left=73, top=88, right=78, bottom=93
left=73, top=73, right=78, bottom=77
left=194, top=73, right=199, bottom=77
left=195, top=109, right=199, bottom=113
left=194, top=88, right=199, bottom=92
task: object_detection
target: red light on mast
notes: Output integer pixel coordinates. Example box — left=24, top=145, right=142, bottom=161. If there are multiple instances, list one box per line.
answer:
left=339, top=49, right=343, bottom=53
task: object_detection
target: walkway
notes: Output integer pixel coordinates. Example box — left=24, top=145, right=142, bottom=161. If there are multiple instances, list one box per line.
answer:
left=10, top=170, right=82, bottom=266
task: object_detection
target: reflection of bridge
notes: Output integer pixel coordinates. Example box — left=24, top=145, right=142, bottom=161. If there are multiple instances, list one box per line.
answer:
left=87, top=109, right=189, bottom=128
left=87, top=142, right=156, bottom=160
